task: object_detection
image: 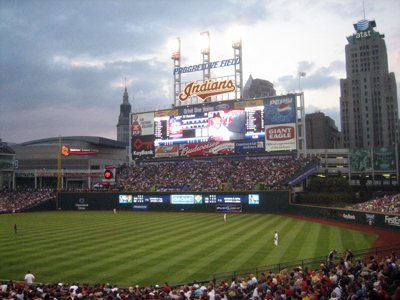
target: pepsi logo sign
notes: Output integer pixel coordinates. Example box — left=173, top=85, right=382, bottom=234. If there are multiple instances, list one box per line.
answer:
left=277, top=103, right=292, bottom=117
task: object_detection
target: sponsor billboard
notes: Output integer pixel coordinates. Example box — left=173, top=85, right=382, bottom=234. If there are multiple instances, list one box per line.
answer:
left=235, top=138, right=265, bottom=154
left=373, top=147, right=396, bottom=171
left=131, top=112, right=154, bottom=136
left=264, top=96, right=296, bottom=125
left=216, top=205, right=242, bottom=212
left=265, top=123, right=296, bottom=151
left=384, top=215, right=400, bottom=227
left=350, top=148, right=372, bottom=172
left=179, top=141, right=235, bottom=157
left=155, top=144, right=179, bottom=158
left=131, top=135, right=155, bottom=158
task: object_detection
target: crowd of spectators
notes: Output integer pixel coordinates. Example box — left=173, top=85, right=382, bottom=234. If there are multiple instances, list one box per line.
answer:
left=116, top=156, right=320, bottom=192
left=1, top=250, right=399, bottom=300
left=0, top=189, right=56, bottom=213
left=348, top=194, right=400, bottom=214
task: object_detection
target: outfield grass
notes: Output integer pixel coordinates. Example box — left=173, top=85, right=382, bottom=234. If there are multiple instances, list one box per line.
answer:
left=0, top=211, right=378, bottom=287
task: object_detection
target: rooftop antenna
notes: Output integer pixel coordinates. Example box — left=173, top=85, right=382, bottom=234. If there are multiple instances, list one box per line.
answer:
left=363, top=0, right=366, bottom=19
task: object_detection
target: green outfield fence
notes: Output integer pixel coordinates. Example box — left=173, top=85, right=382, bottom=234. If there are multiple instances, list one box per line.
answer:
left=212, top=243, right=400, bottom=283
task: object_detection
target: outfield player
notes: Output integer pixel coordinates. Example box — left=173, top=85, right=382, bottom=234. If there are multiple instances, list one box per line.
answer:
left=274, top=231, right=278, bottom=246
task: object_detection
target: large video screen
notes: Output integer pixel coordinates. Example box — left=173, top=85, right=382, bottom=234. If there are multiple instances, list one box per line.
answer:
left=154, top=103, right=265, bottom=146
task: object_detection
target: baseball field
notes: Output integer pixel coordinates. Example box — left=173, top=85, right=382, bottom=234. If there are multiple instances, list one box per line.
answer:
left=0, top=211, right=379, bottom=287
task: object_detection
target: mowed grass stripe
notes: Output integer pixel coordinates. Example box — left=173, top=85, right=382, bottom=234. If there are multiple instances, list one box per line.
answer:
left=0, top=212, right=379, bottom=286
left=266, top=217, right=309, bottom=264
left=130, top=214, right=269, bottom=284
left=168, top=214, right=278, bottom=283
left=41, top=213, right=252, bottom=284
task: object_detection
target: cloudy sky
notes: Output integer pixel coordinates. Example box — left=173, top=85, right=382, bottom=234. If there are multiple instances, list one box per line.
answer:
left=1, top=0, right=400, bottom=144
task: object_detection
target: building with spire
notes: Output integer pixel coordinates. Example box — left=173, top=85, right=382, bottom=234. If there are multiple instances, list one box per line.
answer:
left=339, top=19, right=398, bottom=149
left=243, top=75, right=276, bottom=99
left=116, top=87, right=132, bottom=144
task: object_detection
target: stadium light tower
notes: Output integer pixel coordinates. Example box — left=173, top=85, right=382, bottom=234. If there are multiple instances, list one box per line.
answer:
left=200, top=31, right=211, bottom=101
left=231, top=24, right=243, bottom=100
left=170, top=37, right=181, bottom=107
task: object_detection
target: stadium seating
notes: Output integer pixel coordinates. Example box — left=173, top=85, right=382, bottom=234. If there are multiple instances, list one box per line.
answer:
left=1, top=250, right=398, bottom=300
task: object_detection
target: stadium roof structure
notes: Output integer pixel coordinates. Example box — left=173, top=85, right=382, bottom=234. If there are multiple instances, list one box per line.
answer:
left=0, top=143, right=15, bottom=154
left=15, top=136, right=127, bottom=149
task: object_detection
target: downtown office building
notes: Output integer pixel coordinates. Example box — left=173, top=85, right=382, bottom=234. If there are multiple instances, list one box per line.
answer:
left=339, top=19, right=398, bottom=149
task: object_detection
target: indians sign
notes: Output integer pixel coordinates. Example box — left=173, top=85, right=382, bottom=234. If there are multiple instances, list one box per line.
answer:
left=178, top=79, right=236, bottom=102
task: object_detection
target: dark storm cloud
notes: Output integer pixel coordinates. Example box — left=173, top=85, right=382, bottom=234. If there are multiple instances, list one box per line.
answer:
left=275, top=60, right=344, bottom=91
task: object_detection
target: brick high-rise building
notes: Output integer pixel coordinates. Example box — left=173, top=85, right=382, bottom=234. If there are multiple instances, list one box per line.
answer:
left=339, top=19, right=398, bottom=149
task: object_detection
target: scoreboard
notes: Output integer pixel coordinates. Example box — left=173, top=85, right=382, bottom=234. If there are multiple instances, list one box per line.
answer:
left=131, top=95, right=298, bottom=157
left=119, top=193, right=260, bottom=205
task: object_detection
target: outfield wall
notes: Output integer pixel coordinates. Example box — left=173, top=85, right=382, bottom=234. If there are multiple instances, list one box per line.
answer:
left=287, top=203, right=400, bottom=231
left=57, top=191, right=290, bottom=213
left=55, top=191, right=400, bottom=231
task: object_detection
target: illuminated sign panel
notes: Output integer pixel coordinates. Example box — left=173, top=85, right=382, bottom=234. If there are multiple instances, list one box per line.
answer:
left=265, top=123, right=296, bottom=151
left=61, top=146, right=99, bottom=156
left=132, top=97, right=298, bottom=157
left=119, top=195, right=133, bottom=203
left=127, top=194, right=259, bottom=205
left=179, top=79, right=236, bottom=102
left=264, top=96, right=296, bottom=125
left=171, top=194, right=194, bottom=204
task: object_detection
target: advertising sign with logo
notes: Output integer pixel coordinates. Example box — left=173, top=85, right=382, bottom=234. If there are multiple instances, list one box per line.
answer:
left=179, top=79, right=236, bottom=102
left=373, top=147, right=395, bottom=171
left=171, top=194, right=194, bottom=204
left=179, top=141, right=235, bottom=157
left=366, top=213, right=375, bottom=226
left=155, top=144, right=179, bottom=158
left=384, top=215, right=400, bottom=227
left=339, top=213, right=356, bottom=221
left=350, top=148, right=372, bottom=172
left=235, top=99, right=264, bottom=109
left=131, top=112, right=154, bottom=136
left=132, top=204, right=149, bottom=211
left=265, top=123, right=296, bottom=151
left=131, top=135, right=155, bottom=158
left=355, top=19, right=372, bottom=39
left=61, top=146, right=99, bottom=156
left=216, top=205, right=242, bottom=213
left=264, top=96, right=296, bottom=125
left=235, top=137, right=265, bottom=154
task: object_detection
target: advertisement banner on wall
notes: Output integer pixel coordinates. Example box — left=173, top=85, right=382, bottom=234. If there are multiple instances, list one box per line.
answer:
left=131, top=112, right=154, bottom=136
left=373, top=147, right=396, bottom=171
left=235, top=137, right=265, bottom=153
left=235, top=99, right=264, bottom=109
left=154, top=144, right=179, bottom=158
left=350, top=148, right=372, bottom=172
left=264, top=96, right=296, bottom=125
left=131, top=135, right=155, bottom=158
left=179, top=141, right=235, bottom=157
left=265, top=123, right=296, bottom=151
left=216, top=205, right=242, bottom=213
